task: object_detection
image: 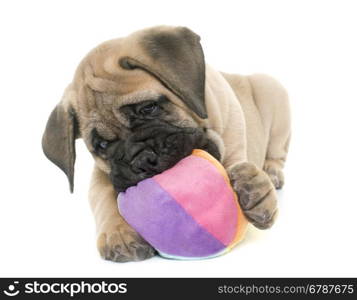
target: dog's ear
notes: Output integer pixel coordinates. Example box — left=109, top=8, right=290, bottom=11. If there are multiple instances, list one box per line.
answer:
left=120, top=27, right=207, bottom=118
left=42, top=89, right=79, bottom=193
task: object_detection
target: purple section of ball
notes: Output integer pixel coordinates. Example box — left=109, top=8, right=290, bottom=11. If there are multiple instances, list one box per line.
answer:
left=118, top=178, right=226, bottom=258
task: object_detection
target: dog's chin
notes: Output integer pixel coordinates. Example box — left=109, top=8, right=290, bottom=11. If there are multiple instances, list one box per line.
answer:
left=108, top=125, right=220, bottom=193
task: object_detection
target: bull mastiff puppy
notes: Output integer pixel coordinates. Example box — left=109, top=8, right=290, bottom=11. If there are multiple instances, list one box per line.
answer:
left=42, top=26, right=291, bottom=262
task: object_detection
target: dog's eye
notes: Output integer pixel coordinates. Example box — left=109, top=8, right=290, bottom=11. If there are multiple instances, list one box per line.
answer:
left=99, top=141, right=108, bottom=149
left=139, top=103, right=158, bottom=115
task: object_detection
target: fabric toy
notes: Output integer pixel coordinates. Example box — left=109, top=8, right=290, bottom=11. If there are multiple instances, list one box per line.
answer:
left=118, top=149, right=248, bottom=260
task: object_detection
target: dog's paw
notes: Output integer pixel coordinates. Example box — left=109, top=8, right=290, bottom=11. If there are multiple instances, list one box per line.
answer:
left=228, top=162, right=278, bottom=229
left=97, top=224, right=156, bottom=262
left=263, top=159, right=285, bottom=189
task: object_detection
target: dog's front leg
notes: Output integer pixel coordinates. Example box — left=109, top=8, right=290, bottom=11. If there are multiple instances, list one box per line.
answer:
left=89, top=166, right=155, bottom=262
left=228, top=162, right=278, bottom=229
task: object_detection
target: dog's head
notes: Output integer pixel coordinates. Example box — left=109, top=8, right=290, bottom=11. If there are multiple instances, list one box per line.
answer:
left=42, top=26, right=221, bottom=193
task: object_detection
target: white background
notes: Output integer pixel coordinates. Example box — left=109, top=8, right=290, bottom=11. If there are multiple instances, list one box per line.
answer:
left=0, top=0, right=356, bottom=277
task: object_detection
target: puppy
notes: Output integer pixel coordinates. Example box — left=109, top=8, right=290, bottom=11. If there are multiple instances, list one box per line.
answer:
left=42, top=26, right=291, bottom=262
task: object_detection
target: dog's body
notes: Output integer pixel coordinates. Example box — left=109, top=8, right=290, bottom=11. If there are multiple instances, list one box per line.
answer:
left=43, top=26, right=290, bottom=262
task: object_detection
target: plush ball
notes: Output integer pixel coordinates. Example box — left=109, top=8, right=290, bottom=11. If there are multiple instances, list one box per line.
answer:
left=117, top=149, right=248, bottom=260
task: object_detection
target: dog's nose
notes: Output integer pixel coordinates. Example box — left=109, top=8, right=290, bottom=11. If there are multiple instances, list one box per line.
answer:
left=131, top=149, right=158, bottom=175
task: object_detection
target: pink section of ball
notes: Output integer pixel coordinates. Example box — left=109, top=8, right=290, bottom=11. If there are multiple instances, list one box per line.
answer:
left=153, top=155, right=238, bottom=246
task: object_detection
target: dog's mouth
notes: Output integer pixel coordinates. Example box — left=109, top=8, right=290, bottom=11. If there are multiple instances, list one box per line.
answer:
left=108, top=124, right=220, bottom=193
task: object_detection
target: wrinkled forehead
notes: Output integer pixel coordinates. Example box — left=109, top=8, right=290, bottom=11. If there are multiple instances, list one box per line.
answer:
left=78, top=75, right=166, bottom=136
left=73, top=27, right=205, bottom=143
left=76, top=58, right=188, bottom=143
left=78, top=36, right=159, bottom=93
left=76, top=32, right=189, bottom=103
